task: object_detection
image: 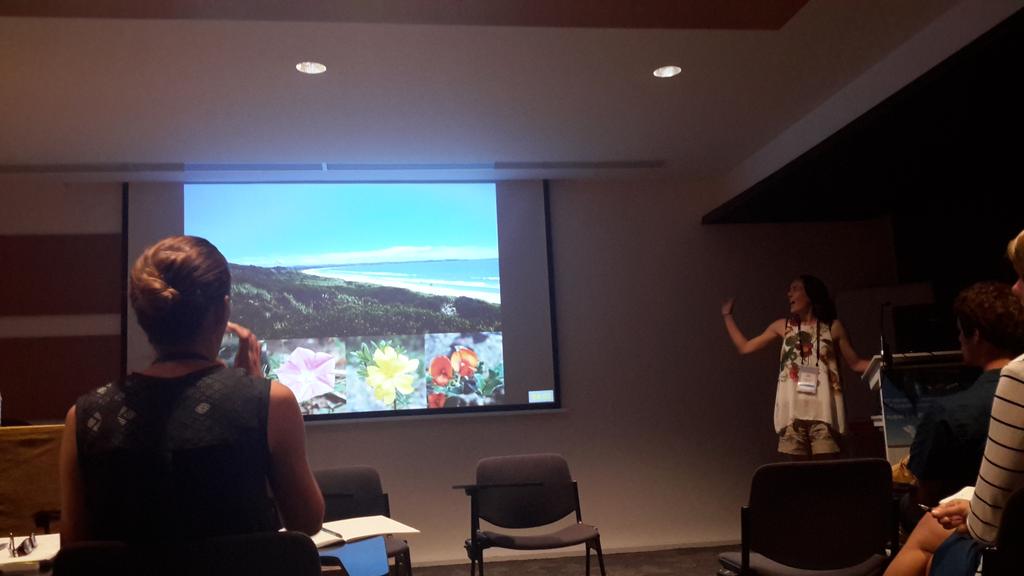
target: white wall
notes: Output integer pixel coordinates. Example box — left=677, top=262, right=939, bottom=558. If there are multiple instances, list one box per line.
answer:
left=304, top=176, right=898, bottom=564
left=2, top=174, right=898, bottom=563
left=0, top=177, right=121, bottom=341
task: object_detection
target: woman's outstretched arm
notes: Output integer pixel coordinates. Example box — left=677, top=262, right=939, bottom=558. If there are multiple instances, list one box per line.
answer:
left=721, top=298, right=785, bottom=354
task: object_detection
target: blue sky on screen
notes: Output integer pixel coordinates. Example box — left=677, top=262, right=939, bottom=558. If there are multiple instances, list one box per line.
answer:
left=185, top=183, right=498, bottom=266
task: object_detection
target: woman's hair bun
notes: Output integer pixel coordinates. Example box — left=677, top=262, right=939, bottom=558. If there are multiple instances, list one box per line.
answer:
left=133, top=265, right=180, bottom=310
left=129, top=236, right=230, bottom=347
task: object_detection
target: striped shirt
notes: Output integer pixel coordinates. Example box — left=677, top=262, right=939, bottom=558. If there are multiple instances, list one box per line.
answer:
left=967, top=355, right=1024, bottom=544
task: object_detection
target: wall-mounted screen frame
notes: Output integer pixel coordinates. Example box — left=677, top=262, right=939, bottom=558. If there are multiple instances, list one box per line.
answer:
left=125, top=180, right=559, bottom=421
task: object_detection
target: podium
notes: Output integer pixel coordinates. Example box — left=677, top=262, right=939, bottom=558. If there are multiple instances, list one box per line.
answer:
left=862, top=351, right=977, bottom=464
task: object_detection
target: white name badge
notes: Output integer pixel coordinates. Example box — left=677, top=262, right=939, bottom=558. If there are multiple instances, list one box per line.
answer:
left=796, top=365, right=819, bottom=395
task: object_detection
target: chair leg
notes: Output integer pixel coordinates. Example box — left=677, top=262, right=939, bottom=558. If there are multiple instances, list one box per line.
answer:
left=585, top=543, right=591, bottom=576
left=465, top=541, right=477, bottom=576
left=593, top=536, right=606, bottom=576
left=466, top=547, right=484, bottom=576
left=402, top=548, right=412, bottom=576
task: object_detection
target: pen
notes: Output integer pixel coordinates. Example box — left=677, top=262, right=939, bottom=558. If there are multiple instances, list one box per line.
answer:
left=918, top=504, right=932, bottom=512
left=322, top=527, right=345, bottom=539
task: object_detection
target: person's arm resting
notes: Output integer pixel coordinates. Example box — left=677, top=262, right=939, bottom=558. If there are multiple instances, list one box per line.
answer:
left=59, top=406, right=89, bottom=544
left=832, top=320, right=870, bottom=373
left=267, top=382, right=325, bottom=535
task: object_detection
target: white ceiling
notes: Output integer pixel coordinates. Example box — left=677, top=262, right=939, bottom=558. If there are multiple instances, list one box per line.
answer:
left=0, top=0, right=1019, bottom=189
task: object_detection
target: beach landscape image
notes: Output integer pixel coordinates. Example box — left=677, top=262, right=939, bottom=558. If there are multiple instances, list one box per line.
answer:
left=188, top=183, right=505, bottom=414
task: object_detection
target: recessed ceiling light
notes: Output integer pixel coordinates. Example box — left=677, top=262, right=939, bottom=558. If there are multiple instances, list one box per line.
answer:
left=653, top=65, right=682, bottom=78
left=296, top=61, right=327, bottom=75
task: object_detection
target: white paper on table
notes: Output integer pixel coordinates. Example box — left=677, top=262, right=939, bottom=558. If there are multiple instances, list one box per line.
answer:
left=0, top=533, right=61, bottom=568
left=311, top=515, right=419, bottom=548
left=940, top=486, right=976, bottom=504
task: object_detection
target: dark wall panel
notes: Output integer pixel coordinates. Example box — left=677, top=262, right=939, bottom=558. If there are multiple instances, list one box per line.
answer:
left=0, top=234, right=122, bottom=315
left=3, top=335, right=121, bottom=421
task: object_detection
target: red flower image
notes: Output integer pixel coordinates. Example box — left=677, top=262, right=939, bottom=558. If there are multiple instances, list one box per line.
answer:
left=450, top=347, right=479, bottom=378
left=788, top=364, right=800, bottom=382
left=428, top=392, right=448, bottom=408
left=430, top=355, right=454, bottom=386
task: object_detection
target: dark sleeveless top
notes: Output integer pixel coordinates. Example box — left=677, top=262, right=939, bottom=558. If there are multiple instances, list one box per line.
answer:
left=75, top=366, right=281, bottom=541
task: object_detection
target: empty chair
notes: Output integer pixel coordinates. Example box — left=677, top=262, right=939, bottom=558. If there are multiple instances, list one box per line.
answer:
left=718, top=458, right=897, bottom=576
left=53, top=530, right=322, bottom=576
left=461, top=453, right=605, bottom=576
left=314, top=466, right=412, bottom=576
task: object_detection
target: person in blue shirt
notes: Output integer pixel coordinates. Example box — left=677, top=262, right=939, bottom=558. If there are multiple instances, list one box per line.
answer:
left=900, top=282, right=1024, bottom=531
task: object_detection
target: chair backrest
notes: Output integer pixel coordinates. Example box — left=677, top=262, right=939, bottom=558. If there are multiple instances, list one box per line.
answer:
left=475, top=453, right=577, bottom=529
left=314, top=465, right=390, bottom=520
left=53, top=531, right=322, bottom=576
left=53, top=541, right=132, bottom=576
left=746, top=458, right=892, bottom=570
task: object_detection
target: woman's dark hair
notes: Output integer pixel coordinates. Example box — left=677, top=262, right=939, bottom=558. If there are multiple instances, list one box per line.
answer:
left=130, top=235, right=230, bottom=348
left=799, top=274, right=837, bottom=324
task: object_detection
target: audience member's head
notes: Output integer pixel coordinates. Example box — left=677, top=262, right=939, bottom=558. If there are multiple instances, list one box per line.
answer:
left=130, top=235, right=231, bottom=349
left=1009, top=229, right=1024, bottom=302
left=953, top=281, right=1024, bottom=364
left=1009, top=229, right=1024, bottom=276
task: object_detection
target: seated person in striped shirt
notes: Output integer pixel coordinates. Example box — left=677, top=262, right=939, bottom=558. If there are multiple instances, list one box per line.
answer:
left=900, top=282, right=1024, bottom=531
left=885, top=229, right=1024, bottom=576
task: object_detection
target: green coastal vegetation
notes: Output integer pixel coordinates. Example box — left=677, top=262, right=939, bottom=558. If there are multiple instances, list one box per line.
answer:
left=229, top=264, right=502, bottom=340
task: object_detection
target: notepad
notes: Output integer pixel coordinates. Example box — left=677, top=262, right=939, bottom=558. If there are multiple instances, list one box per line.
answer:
left=311, top=515, right=419, bottom=548
left=941, top=486, right=975, bottom=504
left=0, top=533, right=60, bottom=568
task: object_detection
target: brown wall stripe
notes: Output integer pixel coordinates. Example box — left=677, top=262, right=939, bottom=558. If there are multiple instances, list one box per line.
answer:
left=3, top=335, right=121, bottom=422
left=0, top=234, right=122, bottom=316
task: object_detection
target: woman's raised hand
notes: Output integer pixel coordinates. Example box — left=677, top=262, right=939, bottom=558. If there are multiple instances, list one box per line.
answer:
left=721, top=297, right=735, bottom=317
left=226, top=322, right=262, bottom=377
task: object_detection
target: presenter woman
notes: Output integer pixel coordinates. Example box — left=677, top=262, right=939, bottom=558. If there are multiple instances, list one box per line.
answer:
left=722, top=275, right=869, bottom=459
left=885, top=229, right=1024, bottom=576
left=59, top=235, right=324, bottom=543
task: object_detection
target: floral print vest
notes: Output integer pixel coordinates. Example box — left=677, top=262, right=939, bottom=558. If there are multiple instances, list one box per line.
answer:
left=774, top=317, right=846, bottom=434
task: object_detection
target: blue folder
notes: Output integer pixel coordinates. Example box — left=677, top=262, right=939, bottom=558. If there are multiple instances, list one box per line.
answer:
left=319, top=535, right=389, bottom=576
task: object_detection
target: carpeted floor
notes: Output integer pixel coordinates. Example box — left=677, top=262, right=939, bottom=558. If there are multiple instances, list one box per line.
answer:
left=413, top=546, right=734, bottom=576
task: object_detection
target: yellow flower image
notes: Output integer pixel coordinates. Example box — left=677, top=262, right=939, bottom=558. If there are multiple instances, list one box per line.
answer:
left=366, top=345, right=420, bottom=405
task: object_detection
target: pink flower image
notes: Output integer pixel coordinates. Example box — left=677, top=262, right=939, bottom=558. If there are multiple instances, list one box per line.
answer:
left=275, top=346, right=337, bottom=403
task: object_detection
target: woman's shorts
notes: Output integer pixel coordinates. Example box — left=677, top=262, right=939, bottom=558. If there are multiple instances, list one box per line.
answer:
left=930, top=533, right=984, bottom=576
left=778, top=419, right=839, bottom=456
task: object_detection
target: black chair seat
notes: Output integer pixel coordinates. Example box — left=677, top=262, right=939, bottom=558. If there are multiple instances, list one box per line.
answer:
left=719, top=550, right=887, bottom=576
left=479, top=523, right=599, bottom=550
left=53, top=531, right=322, bottom=576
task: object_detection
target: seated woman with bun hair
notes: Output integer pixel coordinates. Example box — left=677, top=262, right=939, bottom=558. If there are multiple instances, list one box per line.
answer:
left=60, top=235, right=324, bottom=543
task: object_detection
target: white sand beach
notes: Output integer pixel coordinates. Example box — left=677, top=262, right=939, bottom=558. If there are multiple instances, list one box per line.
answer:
left=303, top=268, right=501, bottom=304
